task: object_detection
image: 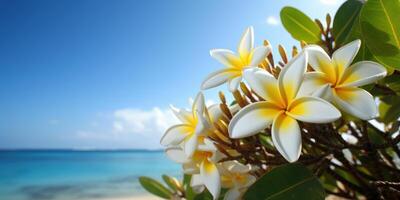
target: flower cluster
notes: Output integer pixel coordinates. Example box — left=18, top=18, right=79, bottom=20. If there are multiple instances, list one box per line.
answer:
left=160, top=27, right=386, bottom=200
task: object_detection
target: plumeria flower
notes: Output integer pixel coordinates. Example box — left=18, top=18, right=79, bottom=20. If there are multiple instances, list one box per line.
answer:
left=219, top=161, right=256, bottom=200
left=201, top=26, right=272, bottom=92
left=228, top=51, right=341, bottom=162
left=160, top=92, right=211, bottom=157
left=301, top=40, right=387, bottom=120
left=165, top=139, right=223, bottom=199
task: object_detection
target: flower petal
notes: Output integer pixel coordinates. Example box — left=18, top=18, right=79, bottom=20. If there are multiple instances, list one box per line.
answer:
left=224, top=188, right=241, bottom=200
left=305, top=45, right=335, bottom=82
left=184, top=134, right=199, bottom=157
left=332, top=87, right=378, bottom=120
left=210, top=49, right=242, bottom=68
left=249, top=46, right=272, bottom=66
left=288, top=96, right=341, bottom=123
left=238, top=26, right=254, bottom=60
left=297, top=72, right=330, bottom=97
left=170, top=105, right=194, bottom=124
left=243, top=175, right=257, bottom=188
left=332, top=39, right=361, bottom=77
left=190, top=174, right=205, bottom=193
left=221, top=160, right=251, bottom=173
left=160, top=124, right=193, bottom=146
left=165, top=147, right=189, bottom=163
left=192, top=92, right=205, bottom=116
left=197, top=138, right=217, bottom=152
left=207, top=104, right=224, bottom=122
left=193, top=110, right=212, bottom=138
left=229, top=102, right=281, bottom=139
left=201, top=69, right=240, bottom=90
left=271, top=113, right=302, bottom=163
left=338, top=61, right=387, bottom=88
left=243, top=67, right=282, bottom=105
left=228, top=76, right=242, bottom=92
left=183, top=162, right=200, bottom=174
left=278, top=51, right=308, bottom=104
left=201, top=160, right=221, bottom=199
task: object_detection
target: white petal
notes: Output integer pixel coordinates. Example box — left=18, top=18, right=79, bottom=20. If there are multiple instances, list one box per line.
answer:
left=200, top=160, right=221, bottom=200
left=338, top=61, right=387, bottom=88
left=192, top=92, right=205, bottom=116
left=170, top=105, right=194, bottom=124
left=221, top=161, right=251, bottom=173
left=160, top=124, right=192, bottom=146
left=333, top=40, right=361, bottom=71
left=332, top=87, right=378, bottom=120
left=238, top=26, right=254, bottom=60
left=183, top=162, right=200, bottom=174
left=288, top=96, right=341, bottom=123
left=210, top=49, right=242, bottom=68
left=313, top=84, right=332, bottom=99
left=197, top=138, right=217, bottom=152
left=297, top=72, right=330, bottom=97
left=229, top=102, right=281, bottom=139
left=201, top=69, right=240, bottom=90
left=184, top=134, right=199, bottom=157
left=249, top=46, right=272, bottom=66
left=272, top=113, right=302, bottom=163
left=243, top=67, right=283, bottom=105
left=208, top=104, right=223, bottom=122
left=243, top=175, right=257, bottom=188
left=224, top=188, right=242, bottom=200
left=305, top=45, right=335, bottom=78
left=165, top=147, right=189, bottom=163
left=278, top=51, right=308, bottom=104
left=190, top=174, right=205, bottom=193
left=228, top=76, right=242, bottom=92
left=211, top=151, right=226, bottom=163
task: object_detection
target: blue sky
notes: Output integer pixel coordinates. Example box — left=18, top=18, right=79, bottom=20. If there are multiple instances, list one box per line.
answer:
left=0, top=0, right=344, bottom=149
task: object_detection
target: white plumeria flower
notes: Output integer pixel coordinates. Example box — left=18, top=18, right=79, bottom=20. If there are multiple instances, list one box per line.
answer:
left=160, top=92, right=210, bottom=157
left=301, top=40, right=387, bottom=120
left=228, top=51, right=341, bottom=162
left=219, top=161, right=256, bottom=200
left=202, top=26, right=272, bottom=92
left=165, top=139, right=223, bottom=199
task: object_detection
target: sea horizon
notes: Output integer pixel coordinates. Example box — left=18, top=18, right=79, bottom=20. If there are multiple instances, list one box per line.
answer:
left=0, top=148, right=164, bottom=152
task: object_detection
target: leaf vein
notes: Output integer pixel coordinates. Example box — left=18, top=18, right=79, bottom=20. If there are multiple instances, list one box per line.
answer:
left=379, top=0, right=400, bottom=48
left=265, top=176, right=316, bottom=200
left=285, top=14, right=319, bottom=41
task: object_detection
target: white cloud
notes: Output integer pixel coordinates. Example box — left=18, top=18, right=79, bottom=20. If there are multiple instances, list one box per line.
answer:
left=112, top=107, right=178, bottom=134
left=74, top=107, right=179, bottom=149
left=73, top=96, right=219, bottom=149
left=319, top=0, right=340, bottom=5
left=266, top=16, right=280, bottom=26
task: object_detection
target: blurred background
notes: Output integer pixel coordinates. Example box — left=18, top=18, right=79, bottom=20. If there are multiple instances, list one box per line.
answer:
left=0, top=0, right=343, bottom=199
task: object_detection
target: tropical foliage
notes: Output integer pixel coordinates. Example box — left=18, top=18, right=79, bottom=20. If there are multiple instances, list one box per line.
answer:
left=140, top=0, right=400, bottom=199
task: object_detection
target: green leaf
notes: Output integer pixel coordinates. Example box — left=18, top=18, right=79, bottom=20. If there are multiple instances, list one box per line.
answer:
left=384, top=73, right=400, bottom=95
left=194, top=191, right=213, bottom=200
left=139, top=176, right=172, bottom=199
left=379, top=95, right=400, bottom=123
left=280, top=7, right=322, bottom=43
left=183, top=174, right=196, bottom=200
left=244, top=164, right=325, bottom=200
left=333, top=0, right=364, bottom=46
left=162, top=174, right=181, bottom=192
left=360, top=0, right=400, bottom=69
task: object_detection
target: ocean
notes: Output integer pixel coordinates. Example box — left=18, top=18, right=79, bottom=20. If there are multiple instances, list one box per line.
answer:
left=0, top=150, right=181, bottom=200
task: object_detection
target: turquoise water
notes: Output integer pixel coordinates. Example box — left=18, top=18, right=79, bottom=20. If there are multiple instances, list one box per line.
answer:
left=0, top=150, right=181, bottom=200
